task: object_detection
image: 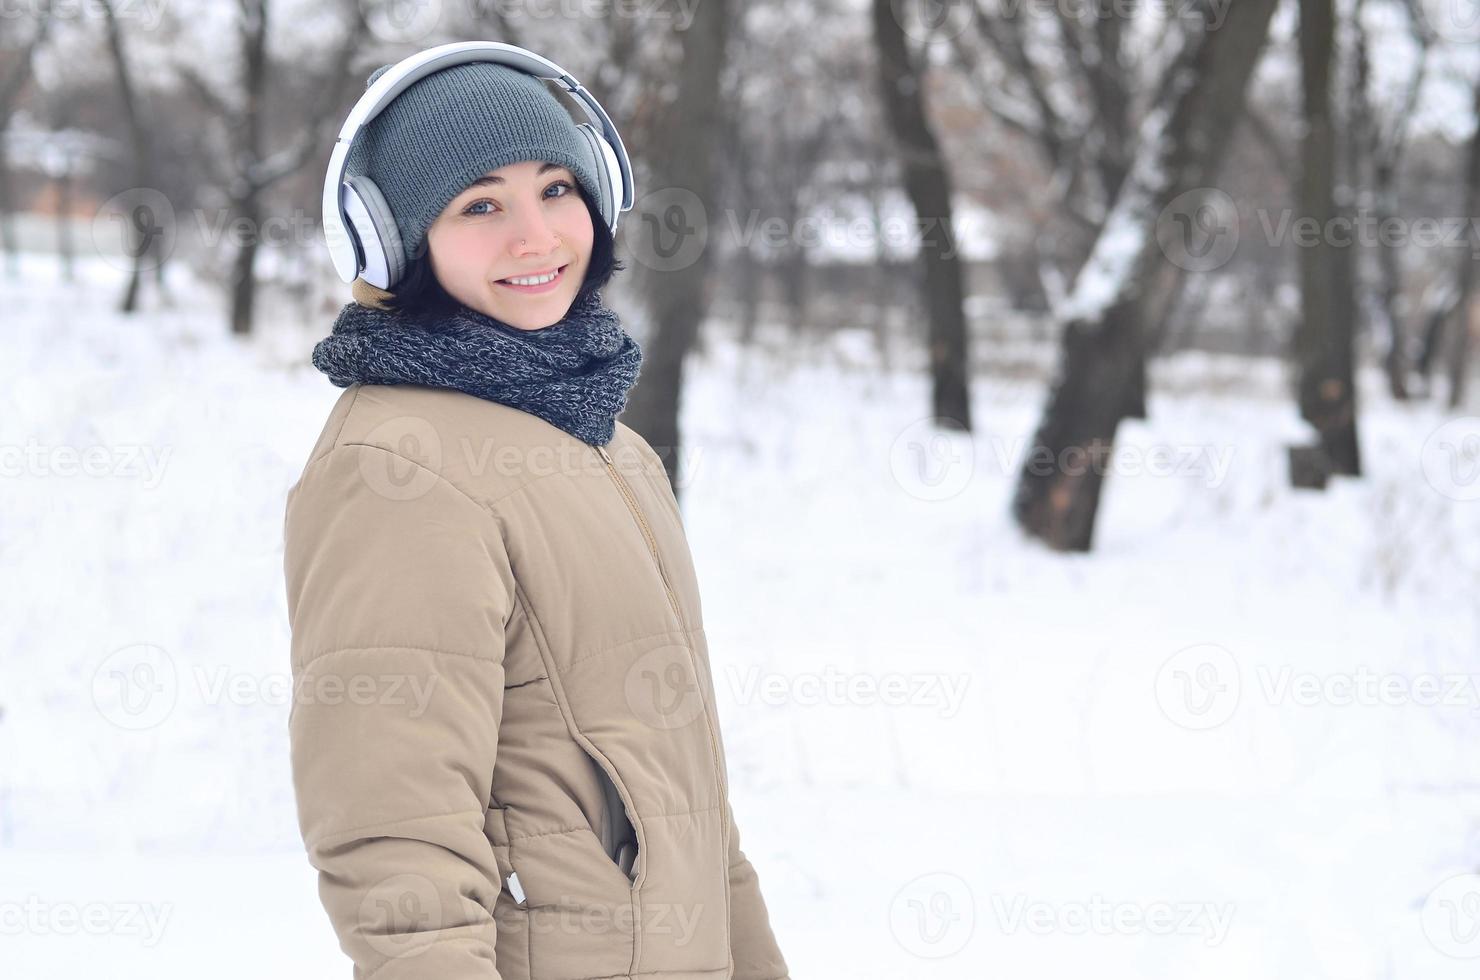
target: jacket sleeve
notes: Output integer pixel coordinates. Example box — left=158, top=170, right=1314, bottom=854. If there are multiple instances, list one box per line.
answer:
left=725, top=798, right=790, bottom=979
left=283, top=443, right=513, bottom=979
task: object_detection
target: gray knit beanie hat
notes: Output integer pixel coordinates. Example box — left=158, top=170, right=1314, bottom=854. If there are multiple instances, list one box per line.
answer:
left=344, top=61, right=604, bottom=267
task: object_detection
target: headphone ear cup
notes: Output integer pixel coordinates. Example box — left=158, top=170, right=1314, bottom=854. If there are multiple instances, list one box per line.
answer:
left=575, top=123, right=623, bottom=233
left=342, top=173, right=406, bottom=290
left=594, top=134, right=625, bottom=232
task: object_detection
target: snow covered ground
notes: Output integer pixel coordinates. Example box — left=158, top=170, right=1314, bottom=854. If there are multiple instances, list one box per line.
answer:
left=3, top=253, right=1480, bottom=978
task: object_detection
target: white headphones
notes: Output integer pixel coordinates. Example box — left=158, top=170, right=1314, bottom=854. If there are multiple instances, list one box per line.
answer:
left=321, top=40, right=635, bottom=289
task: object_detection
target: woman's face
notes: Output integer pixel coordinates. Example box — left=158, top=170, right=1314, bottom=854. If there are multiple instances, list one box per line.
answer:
left=425, top=160, right=594, bottom=331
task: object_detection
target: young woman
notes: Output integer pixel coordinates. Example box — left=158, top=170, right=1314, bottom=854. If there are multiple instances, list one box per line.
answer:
left=284, top=50, right=789, bottom=980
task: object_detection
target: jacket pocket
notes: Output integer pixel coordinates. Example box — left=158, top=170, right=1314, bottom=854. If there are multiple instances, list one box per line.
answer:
left=577, top=740, right=643, bottom=888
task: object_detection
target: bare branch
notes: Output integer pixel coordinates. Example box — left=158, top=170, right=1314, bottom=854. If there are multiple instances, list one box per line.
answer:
left=969, top=0, right=1068, bottom=168
left=945, top=27, right=1047, bottom=145
left=175, top=62, right=234, bottom=119
left=0, top=6, right=53, bottom=123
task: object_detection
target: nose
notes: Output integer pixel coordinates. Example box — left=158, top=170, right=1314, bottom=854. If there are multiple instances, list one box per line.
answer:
left=508, top=203, right=561, bottom=258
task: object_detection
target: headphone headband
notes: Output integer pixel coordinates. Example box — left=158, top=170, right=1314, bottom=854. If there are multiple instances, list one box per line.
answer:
left=322, top=41, right=634, bottom=284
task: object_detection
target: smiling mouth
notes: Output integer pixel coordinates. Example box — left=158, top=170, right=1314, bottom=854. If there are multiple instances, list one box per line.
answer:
left=495, top=264, right=569, bottom=290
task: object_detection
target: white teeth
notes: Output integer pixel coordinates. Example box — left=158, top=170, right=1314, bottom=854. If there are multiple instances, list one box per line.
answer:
left=503, top=269, right=560, bottom=286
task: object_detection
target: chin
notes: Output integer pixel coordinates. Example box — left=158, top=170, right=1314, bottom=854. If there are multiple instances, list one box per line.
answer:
left=488, top=295, right=580, bottom=332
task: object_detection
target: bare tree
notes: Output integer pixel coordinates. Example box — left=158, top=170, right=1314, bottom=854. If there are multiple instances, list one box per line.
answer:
left=1348, top=0, right=1434, bottom=400
left=716, top=5, right=819, bottom=338
left=948, top=1, right=1137, bottom=246
left=621, top=0, right=733, bottom=489
left=177, top=0, right=366, bottom=336
left=0, top=8, right=52, bottom=278
left=1011, top=0, right=1281, bottom=551
left=1289, top=0, right=1361, bottom=487
left=946, top=2, right=1213, bottom=423
left=710, top=0, right=888, bottom=347
left=99, top=0, right=162, bottom=312
left=872, top=0, right=972, bottom=431
left=1441, top=71, right=1480, bottom=409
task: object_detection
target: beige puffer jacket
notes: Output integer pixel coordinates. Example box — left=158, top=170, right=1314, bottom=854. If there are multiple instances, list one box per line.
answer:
left=282, top=383, right=789, bottom=980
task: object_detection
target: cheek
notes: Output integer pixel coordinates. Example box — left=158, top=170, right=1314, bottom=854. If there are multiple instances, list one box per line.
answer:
left=573, top=225, right=596, bottom=259
left=433, top=225, right=495, bottom=275
left=558, top=205, right=596, bottom=258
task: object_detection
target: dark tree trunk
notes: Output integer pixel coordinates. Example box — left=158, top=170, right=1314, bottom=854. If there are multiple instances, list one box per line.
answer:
left=1352, top=0, right=1431, bottom=401
left=55, top=170, right=74, bottom=282
left=1350, top=3, right=1402, bottom=399
left=735, top=247, right=762, bottom=348
left=1291, top=0, right=1361, bottom=484
left=1416, top=282, right=1462, bottom=386
left=230, top=197, right=263, bottom=338
left=775, top=184, right=810, bottom=338
left=621, top=0, right=731, bottom=492
left=229, top=0, right=268, bottom=337
left=1011, top=0, right=1281, bottom=551
left=872, top=0, right=971, bottom=431
left=721, top=94, right=762, bottom=348
left=101, top=0, right=157, bottom=313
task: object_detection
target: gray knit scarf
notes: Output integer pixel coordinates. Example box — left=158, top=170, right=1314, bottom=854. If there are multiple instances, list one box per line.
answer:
left=312, top=289, right=643, bottom=446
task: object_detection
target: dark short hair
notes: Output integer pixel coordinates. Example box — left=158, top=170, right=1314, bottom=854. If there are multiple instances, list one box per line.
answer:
left=380, top=188, right=624, bottom=316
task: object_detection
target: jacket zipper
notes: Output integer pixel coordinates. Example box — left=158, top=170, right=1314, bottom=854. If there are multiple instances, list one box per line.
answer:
left=594, top=441, right=727, bottom=786
left=593, top=440, right=735, bottom=960
left=596, top=443, right=687, bottom=630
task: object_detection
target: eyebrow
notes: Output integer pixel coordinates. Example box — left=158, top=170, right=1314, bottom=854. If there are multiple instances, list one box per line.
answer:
left=464, top=163, right=568, bottom=190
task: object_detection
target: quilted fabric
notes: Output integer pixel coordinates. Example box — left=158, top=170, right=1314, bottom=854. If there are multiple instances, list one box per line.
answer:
left=283, top=383, right=789, bottom=980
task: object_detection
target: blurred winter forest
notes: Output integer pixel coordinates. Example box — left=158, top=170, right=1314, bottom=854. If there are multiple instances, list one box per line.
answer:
left=5, top=0, right=1480, bottom=547
left=5, top=0, right=1480, bottom=977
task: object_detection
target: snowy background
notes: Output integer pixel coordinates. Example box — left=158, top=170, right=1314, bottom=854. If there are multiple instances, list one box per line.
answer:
left=3, top=249, right=1480, bottom=978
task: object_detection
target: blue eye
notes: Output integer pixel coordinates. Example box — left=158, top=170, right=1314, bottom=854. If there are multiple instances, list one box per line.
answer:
left=461, top=180, right=574, bottom=217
